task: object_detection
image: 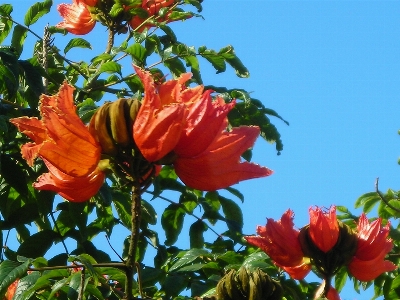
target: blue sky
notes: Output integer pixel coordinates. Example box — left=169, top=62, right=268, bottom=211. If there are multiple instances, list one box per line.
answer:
left=9, top=1, right=400, bottom=299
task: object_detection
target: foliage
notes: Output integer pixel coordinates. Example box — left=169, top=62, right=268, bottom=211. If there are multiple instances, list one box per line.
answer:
left=0, top=1, right=398, bottom=300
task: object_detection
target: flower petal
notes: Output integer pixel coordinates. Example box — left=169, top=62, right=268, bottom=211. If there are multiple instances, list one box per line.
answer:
left=309, top=206, right=339, bottom=252
left=348, top=255, right=396, bottom=282
left=34, top=159, right=105, bottom=202
left=56, top=0, right=96, bottom=35
left=245, top=210, right=305, bottom=268
left=174, top=126, right=272, bottom=190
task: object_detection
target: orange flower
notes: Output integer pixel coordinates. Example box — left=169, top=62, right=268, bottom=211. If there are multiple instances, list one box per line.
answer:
left=133, top=66, right=187, bottom=162
left=10, top=82, right=105, bottom=202
left=77, top=0, right=97, bottom=6
left=128, top=0, right=176, bottom=32
left=245, top=209, right=311, bottom=280
left=308, top=206, right=339, bottom=252
left=133, top=66, right=272, bottom=190
left=56, top=0, right=96, bottom=35
left=348, top=214, right=396, bottom=281
left=4, top=279, right=19, bottom=300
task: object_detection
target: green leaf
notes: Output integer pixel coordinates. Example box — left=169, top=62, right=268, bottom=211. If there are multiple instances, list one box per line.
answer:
left=334, top=267, right=347, bottom=293
left=141, top=199, right=157, bottom=225
left=169, top=248, right=209, bottom=272
left=97, top=61, right=121, bottom=75
left=0, top=259, right=31, bottom=296
left=219, top=196, right=243, bottom=233
left=17, top=230, right=58, bottom=258
left=11, top=25, right=27, bottom=57
left=24, top=0, right=52, bottom=26
left=125, top=43, right=147, bottom=65
left=0, top=154, right=28, bottom=196
left=0, top=4, right=12, bottom=16
left=64, top=37, right=92, bottom=54
left=112, top=190, right=132, bottom=230
left=189, top=220, right=207, bottom=249
left=161, top=203, right=185, bottom=246
left=199, top=46, right=225, bottom=74
left=355, top=191, right=380, bottom=211
left=164, top=57, right=187, bottom=77
left=162, top=274, right=188, bottom=298
left=13, top=271, right=41, bottom=300
left=218, top=45, right=249, bottom=78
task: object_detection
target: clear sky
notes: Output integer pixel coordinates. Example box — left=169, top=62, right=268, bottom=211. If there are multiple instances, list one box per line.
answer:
left=9, top=1, right=400, bottom=299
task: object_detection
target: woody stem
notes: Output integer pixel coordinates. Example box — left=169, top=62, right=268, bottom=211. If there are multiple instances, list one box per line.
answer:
left=125, top=181, right=142, bottom=300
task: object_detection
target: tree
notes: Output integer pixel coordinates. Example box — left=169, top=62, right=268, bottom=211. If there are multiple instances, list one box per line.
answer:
left=0, top=1, right=398, bottom=300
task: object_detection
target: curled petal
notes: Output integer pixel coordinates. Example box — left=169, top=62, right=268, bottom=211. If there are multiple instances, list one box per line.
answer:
left=309, top=206, right=339, bottom=252
left=245, top=210, right=305, bottom=268
left=279, top=261, right=312, bottom=280
left=56, top=0, right=96, bottom=35
left=175, top=93, right=235, bottom=157
left=133, top=66, right=187, bottom=161
left=174, top=126, right=272, bottom=190
left=355, top=213, right=392, bottom=260
left=348, top=255, right=396, bottom=282
left=34, top=159, right=105, bottom=202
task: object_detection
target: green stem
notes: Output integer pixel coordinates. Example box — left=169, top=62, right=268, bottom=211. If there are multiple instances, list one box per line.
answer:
left=124, top=181, right=142, bottom=300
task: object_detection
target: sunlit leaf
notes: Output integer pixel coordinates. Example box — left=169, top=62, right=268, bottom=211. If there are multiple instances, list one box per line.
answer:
left=64, top=38, right=92, bottom=54
left=24, top=0, right=52, bottom=26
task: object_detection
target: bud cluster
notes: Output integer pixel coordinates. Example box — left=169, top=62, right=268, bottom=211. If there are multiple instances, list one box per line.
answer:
left=215, top=268, right=283, bottom=300
left=89, top=98, right=155, bottom=186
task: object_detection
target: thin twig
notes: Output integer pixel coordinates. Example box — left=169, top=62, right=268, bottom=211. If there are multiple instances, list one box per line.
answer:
left=375, top=178, right=400, bottom=213
left=105, top=234, right=125, bottom=262
left=78, top=267, right=85, bottom=300
left=50, top=211, right=70, bottom=255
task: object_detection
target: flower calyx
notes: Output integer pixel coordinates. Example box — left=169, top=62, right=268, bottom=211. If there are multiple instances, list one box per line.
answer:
left=299, top=221, right=358, bottom=277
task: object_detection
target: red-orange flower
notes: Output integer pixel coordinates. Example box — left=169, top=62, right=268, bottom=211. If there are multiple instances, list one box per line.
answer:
left=10, top=82, right=105, bottom=202
left=309, top=206, right=339, bottom=252
left=348, top=214, right=396, bottom=281
left=133, top=66, right=188, bottom=162
left=133, top=66, right=272, bottom=191
left=245, top=209, right=311, bottom=280
left=77, top=0, right=97, bottom=6
left=56, top=0, right=96, bottom=35
left=4, top=279, right=19, bottom=300
left=128, top=0, right=176, bottom=32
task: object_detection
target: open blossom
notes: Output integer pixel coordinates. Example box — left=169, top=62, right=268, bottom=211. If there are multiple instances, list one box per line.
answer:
left=133, top=66, right=273, bottom=191
left=10, top=82, right=105, bottom=202
left=245, top=209, right=312, bottom=280
left=348, top=213, right=396, bottom=281
left=56, top=0, right=96, bottom=35
left=246, top=207, right=395, bottom=287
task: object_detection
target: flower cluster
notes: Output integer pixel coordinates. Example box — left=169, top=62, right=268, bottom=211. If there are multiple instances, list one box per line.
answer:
left=56, top=0, right=180, bottom=35
left=245, top=206, right=396, bottom=299
left=11, top=68, right=272, bottom=201
left=133, top=66, right=273, bottom=191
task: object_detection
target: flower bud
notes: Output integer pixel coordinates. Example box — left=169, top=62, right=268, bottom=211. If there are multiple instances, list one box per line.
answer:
left=216, top=268, right=283, bottom=300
